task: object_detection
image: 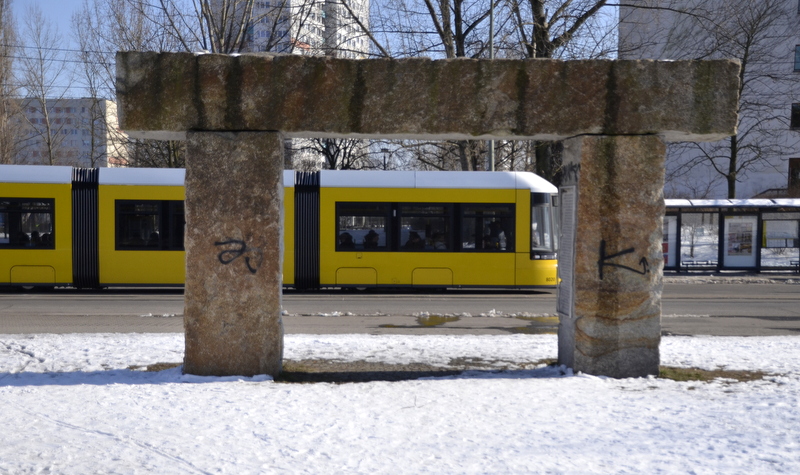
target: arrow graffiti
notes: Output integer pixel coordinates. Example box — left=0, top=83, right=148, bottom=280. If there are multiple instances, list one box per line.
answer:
left=597, top=239, right=650, bottom=280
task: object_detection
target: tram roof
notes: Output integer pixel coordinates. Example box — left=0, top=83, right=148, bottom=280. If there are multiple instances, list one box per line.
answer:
left=319, top=171, right=557, bottom=193
left=666, top=198, right=800, bottom=208
left=99, top=167, right=185, bottom=186
left=2, top=166, right=557, bottom=193
left=0, top=165, right=73, bottom=184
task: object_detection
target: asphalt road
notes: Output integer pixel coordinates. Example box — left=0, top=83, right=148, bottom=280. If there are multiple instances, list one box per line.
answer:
left=0, top=282, right=798, bottom=336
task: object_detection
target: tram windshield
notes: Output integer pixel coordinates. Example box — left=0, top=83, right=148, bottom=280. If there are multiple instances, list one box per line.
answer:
left=531, top=193, right=557, bottom=258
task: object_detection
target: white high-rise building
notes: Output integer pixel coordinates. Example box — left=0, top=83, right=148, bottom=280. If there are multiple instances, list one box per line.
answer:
left=619, top=1, right=800, bottom=198
left=248, top=0, right=370, bottom=59
left=12, top=98, right=127, bottom=168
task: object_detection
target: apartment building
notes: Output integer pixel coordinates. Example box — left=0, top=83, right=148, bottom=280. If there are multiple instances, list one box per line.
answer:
left=248, top=0, right=370, bottom=59
left=13, top=97, right=127, bottom=168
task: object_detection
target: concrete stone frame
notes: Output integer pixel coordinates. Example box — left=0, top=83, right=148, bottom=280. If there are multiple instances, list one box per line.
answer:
left=117, top=52, right=740, bottom=378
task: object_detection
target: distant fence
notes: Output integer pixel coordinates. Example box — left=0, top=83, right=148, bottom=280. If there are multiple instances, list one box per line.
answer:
left=664, top=199, right=800, bottom=273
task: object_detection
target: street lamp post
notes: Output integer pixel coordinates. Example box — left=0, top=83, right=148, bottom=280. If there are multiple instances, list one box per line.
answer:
left=381, top=147, right=389, bottom=170
left=489, top=0, right=495, bottom=171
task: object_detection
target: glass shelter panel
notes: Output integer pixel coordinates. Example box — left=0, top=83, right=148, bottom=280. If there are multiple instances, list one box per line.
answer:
left=760, top=219, right=800, bottom=268
left=663, top=215, right=678, bottom=268
left=679, top=212, right=719, bottom=268
left=722, top=215, right=758, bottom=268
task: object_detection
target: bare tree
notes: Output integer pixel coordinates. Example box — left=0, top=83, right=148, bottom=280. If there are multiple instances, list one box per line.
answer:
left=620, top=0, right=800, bottom=198
left=0, top=0, right=20, bottom=164
left=293, top=137, right=371, bottom=169
left=72, top=6, right=121, bottom=167
left=393, top=141, right=467, bottom=171
left=373, top=0, right=619, bottom=175
left=505, top=0, right=612, bottom=59
left=16, top=4, right=74, bottom=165
left=76, top=0, right=363, bottom=168
left=375, top=0, right=492, bottom=58
left=141, top=0, right=333, bottom=55
left=129, top=139, right=185, bottom=168
left=373, top=0, right=496, bottom=171
left=663, top=172, right=721, bottom=200
left=503, top=1, right=613, bottom=181
left=334, top=0, right=386, bottom=57
left=674, top=1, right=799, bottom=198
left=141, top=0, right=255, bottom=53
left=73, top=0, right=196, bottom=167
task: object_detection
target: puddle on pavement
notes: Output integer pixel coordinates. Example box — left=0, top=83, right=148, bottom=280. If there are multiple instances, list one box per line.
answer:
left=416, top=315, right=461, bottom=326
left=380, top=314, right=461, bottom=329
left=509, top=326, right=557, bottom=334
left=379, top=314, right=560, bottom=333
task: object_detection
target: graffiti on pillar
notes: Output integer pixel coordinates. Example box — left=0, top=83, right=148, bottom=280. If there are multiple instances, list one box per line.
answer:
left=597, top=239, right=650, bottom=280
left=215, top=239, right=264, bottom=274
left=561, top=163, right=581, bottom=184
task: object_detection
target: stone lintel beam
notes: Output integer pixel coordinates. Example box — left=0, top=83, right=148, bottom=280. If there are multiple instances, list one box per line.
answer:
left=117, top=52, right=739, bottom=142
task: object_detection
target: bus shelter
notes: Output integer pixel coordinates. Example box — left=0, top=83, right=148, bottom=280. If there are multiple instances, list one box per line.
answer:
left=664, top=199, right=800, bottom=273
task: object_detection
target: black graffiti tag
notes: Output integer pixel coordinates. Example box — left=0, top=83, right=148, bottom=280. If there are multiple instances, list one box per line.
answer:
left=561, top=162, right=581, bottom=184
left=597, top=239, right=650, bottom=280
left=215, top=239, right=263, bottom=274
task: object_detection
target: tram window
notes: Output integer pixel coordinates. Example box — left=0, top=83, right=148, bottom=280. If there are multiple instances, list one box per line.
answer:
left=336, top=202, right=390, bottom=251
left=460, top=204, right=514, bottom=252
left=116, top=200, right=185, bottom=251
left=531, top=206, right=554, bottom=251
left=531, top=193, right=557, bottom=258
left=399, top=204, right=451, bottom=251
left=0, top=199, right=55, bottom=249
left=168, top=201, right=185, bottom=249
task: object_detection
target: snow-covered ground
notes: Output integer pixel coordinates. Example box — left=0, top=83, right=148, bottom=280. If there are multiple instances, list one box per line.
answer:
left=1, top=333, right=799, bottom=474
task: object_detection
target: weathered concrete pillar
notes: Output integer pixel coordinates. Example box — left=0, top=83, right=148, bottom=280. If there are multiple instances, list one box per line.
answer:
left=557, top=135, right=665, bottom=378
left=183, top=131, right=284, bottom=377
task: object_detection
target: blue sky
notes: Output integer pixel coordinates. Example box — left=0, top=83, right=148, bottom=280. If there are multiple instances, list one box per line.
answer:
left=11, top=0, right=84, bottom=96
left=12, top=0, right=81, bottom=43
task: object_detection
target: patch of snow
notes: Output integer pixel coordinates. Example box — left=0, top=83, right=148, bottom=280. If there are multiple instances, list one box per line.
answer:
left=1, top=333, right=799, bottom=473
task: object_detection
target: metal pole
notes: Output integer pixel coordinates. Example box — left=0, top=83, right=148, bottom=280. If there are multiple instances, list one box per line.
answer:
left=489, top=1, right=494, bottom=60
left=489, top=0, right=495, bottom=171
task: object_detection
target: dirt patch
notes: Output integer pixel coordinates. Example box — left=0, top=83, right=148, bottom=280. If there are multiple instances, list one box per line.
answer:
left=278, top=360, right=463, bottom=383
left=129, top=360, right=772, bottom=385
left=658, top=366, right=767, bottom=383
left=129, top=362, right=182, bottom=372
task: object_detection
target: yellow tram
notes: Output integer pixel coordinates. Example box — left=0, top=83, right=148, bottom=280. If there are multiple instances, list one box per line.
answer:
left=1, top=165, right=558, bottom=289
